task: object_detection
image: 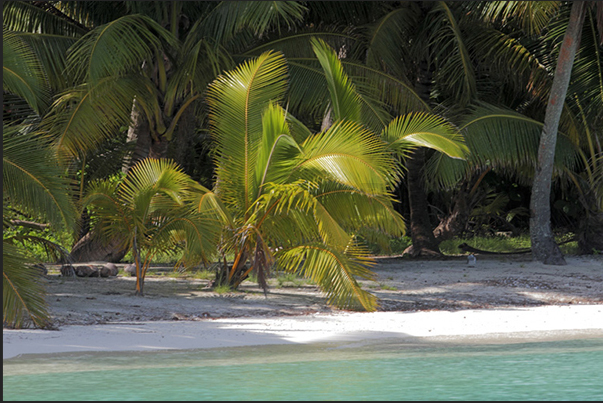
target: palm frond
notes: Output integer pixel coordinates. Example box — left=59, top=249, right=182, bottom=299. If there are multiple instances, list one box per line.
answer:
left=310, top=37, right=361, bottom=123
left=3, top=125, right=75, bottom=229
left=15, top=32, right=79, bottom=92
left=254, top=103, right=301, bottom=192
left=208, top=50, right=289, bottom=213
left=277, top=243, right=378, bottom=311
left=363, top=4, right=419, bottom=77
left=3, top=29, right=50, bottom=115
left=43, top=75, right=160, bottom=161
left=3, top=242, right=50, bottom=329
left=382, top=112, right=469, bottom=159
left=471, top=1, right=560, bottom=36
left=429, top=3, right=477, bottom=107
left=296, top=120, right=396, bottom=194
left=425, top=104, right=581, bottom=191
left=192, top=1, right=306, bottom=47
left=2, top=0, right=88, bottom=36
left=66, top=14, right=176, bottom=83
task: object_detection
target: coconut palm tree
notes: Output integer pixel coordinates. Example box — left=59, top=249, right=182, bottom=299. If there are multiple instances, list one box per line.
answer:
left=3, top=1, right=307, bottom=262
left=82, top=158, right=224, bottom=296
left=206, top=39, right=466, bottom=310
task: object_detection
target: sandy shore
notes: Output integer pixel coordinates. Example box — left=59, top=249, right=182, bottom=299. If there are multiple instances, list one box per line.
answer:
left=4, top=305, right=603, bottom=359
left=3, top=255, right=603, bottom=359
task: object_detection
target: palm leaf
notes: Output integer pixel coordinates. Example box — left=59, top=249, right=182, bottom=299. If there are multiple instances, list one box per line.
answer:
left=310, top=37, right=361, bottom=124
left=254, top=102, right=301, bottom=192
left=44, top=75, right=160, bottom=161
left=2, top=0, right=87, bottom=37
left=3, top=29, right=49, bottom=115
left=3, top=125, right=75, bottom=230
left=296, top=120, right=396, bottom=194
left=3, top=242, right=50, bottom=329
left=208, top=50, right=289, bottom=214
left=66, top=14, right=176, bottom=83
left=429, top=2, right=477, bottom=107
left=277, top=243, right=378, bottom=311
left=382, top=112, right=469, bottom=160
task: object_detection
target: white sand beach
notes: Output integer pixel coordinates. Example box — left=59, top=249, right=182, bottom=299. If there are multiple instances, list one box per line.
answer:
left=4, top=305, right=603, bottom=359
left=4, top=256, right=603, bottom=359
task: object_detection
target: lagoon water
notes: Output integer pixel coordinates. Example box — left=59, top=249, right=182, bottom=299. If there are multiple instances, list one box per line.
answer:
left=3, top=337, right=603, bottom=401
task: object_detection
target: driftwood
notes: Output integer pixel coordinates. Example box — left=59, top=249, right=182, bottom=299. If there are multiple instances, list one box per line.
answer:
left=9, top=220, right=49, bottom=231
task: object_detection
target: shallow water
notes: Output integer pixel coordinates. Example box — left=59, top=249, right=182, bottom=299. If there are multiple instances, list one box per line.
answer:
left=4, top=338, right=603, bottom=401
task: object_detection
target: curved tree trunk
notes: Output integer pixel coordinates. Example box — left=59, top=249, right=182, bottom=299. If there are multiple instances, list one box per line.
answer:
left=530, top=1, right=585, bottom=265
left=69, top=232, right=128, bottom=263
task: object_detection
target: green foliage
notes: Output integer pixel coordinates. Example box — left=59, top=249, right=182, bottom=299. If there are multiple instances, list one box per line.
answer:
left=83, top=158, right=225, bottom=295
left=438, top=233, right=579, bottom=255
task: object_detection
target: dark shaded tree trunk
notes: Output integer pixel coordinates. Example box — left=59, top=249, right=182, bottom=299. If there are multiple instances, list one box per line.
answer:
left=433, top=187, right=469, bottom=242
left=168, top=106, right=196, bottom=169
left=403, top=55, right=441, bottom=257
left=403, top=147, right=441, bottom=257
left=530, top=1, right=585, bottom=265
left=578, top=210, right=603, bottom=254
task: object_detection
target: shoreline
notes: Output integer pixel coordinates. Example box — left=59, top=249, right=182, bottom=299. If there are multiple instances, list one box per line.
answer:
left=4, top=304, right=603, bottom=360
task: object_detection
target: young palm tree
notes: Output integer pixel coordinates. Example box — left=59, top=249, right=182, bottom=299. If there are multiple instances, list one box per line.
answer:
left=82, top=158, right=224, bottom=295
left=207, top=39, right=466, bottom=311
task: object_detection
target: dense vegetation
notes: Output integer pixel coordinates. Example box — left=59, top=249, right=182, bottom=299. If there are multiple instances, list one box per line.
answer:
left=3, top=1, right=602, bottom=327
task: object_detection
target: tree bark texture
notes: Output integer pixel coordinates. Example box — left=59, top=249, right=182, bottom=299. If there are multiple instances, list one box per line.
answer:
left=123, top=99, right=152, bottom=173
left=530, top=1, right=585, bottom=265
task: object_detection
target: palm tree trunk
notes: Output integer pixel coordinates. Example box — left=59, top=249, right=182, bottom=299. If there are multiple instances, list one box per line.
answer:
left=403, top=55, right=441, bottom=257
left=403, top=147, right=441, bottom=257
left=530, top=1, right=586, bottom=265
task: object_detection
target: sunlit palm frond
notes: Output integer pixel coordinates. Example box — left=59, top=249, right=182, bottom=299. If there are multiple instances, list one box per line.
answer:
left=382, top=112, right=469, bottom=160
left=277, top=243, right=378, bottom=311
left=310, top=37, right=361, bottom=123
left=313, top=181, right=405, bottom=237
left=296, top=120, right=396, bottom=194
left=3, top=242, right=50, bottom=329
left=208, top=50, right=289, bottom=212
left=3, top=125, right=75, bottom=230
left=254, top=103, right=301, bottom=192
left=471, top=1, right=560, bottom=36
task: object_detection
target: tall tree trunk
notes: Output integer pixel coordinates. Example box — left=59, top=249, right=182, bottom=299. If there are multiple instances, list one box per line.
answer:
left=123, top=99, right=152, bottom=173
left=403, top=147, right=441, bottom=257
left=403, top=55, right=441, bottom=257
left=168, top=106, right=196, bottom=169
left=530, top=1, right=585, bottom=265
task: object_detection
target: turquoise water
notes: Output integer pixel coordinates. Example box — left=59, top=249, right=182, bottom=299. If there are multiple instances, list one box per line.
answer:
left=4, top=338, right=603, bottom=401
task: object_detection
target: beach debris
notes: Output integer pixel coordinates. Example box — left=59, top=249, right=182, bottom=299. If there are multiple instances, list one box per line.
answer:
left=467, top=254, right=477, bottom=267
